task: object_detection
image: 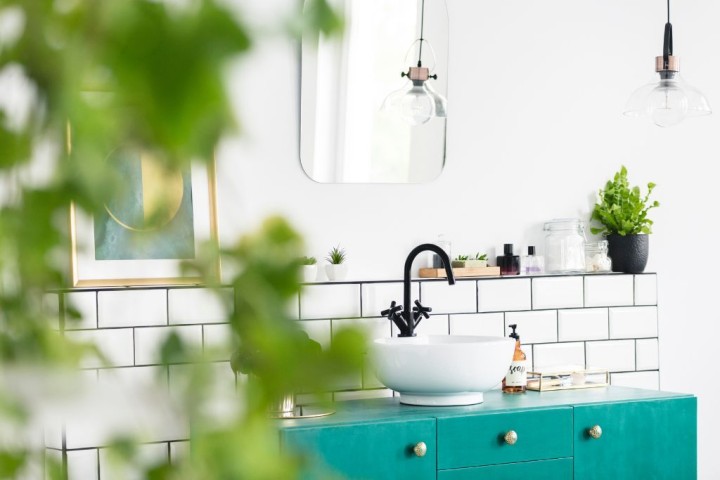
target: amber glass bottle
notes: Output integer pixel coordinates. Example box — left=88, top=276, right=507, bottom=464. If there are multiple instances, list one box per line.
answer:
left=502, top=324, right=527, bottom=394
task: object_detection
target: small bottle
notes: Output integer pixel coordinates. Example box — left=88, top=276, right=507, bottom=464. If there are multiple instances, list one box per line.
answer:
left=521, top=246, right=545, bottom=275
left=496, top=244, right=520, bottom=275
left=432, top=235, right=452, bottom=268
left=502, top=324, right=527, bottom=394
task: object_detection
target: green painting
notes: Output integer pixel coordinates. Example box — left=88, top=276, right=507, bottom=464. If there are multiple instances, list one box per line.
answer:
left=94, top=148, right=196, bottom=260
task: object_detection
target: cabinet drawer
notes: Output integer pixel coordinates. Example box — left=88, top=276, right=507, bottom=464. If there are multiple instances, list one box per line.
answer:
left=437, top=407, right=573, bottom=469
left=438, top=458, right=573, bottom=479
left=282, top=418, right=436, bottom=480
left=574, top=397, right=697, bottom=480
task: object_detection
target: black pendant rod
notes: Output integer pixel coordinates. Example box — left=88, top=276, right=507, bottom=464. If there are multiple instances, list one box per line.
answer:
left=417, top=0, right=426, bottom=67
left=663, top=0, right=673, bottom=63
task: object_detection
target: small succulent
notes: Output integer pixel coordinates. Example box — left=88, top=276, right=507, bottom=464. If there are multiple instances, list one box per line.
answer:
left=301, top=256, right=317, bottom=266
left=474, top=253, right=488, bottom=261
left=326, top=245, right=346, bottom=265
left=454, top=255, right=469, bottom=261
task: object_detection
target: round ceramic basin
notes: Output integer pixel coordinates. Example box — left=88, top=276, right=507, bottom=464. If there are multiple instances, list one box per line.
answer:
left=370, top=335, right=515, bottom=406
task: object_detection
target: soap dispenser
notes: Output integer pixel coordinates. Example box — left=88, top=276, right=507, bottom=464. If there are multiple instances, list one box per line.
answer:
left=502, top=324, right=527, bottom=394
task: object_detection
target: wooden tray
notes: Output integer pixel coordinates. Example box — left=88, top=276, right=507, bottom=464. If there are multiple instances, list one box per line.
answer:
left=419, top=267, right=501, bottom=278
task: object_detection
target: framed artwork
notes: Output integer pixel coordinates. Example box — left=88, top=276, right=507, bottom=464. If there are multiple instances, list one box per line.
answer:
left=69, top=136, right=220, bottom=287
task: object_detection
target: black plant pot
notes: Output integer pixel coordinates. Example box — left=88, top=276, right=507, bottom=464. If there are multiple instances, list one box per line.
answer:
left=607, top=234, right=649, bottom=274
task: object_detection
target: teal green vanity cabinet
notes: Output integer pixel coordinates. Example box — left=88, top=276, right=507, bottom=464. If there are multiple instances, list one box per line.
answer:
left=280, top=387, right=696, bottom=480
left=573, top=397, right=697, bottom=480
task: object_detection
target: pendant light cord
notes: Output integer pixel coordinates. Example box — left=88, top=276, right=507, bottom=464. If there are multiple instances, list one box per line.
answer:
left=663, top=0, right=673, bottom=62
left=667, top=0, right=670, bottom=23
left=417, top=0, right=426, bottom=67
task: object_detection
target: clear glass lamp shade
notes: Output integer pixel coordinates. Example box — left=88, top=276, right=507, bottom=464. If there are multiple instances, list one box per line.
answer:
left=382, top=81, right=436, bottom=125
left=624, top=73, right=711, bottom=127
left=424, top=81, right=447, bottom=118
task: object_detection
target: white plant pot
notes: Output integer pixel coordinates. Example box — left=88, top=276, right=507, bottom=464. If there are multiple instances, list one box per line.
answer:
left=465, top=259, right=488, bottom=268
left=325, top=264, right=348, bottom=281
left=302, top=265, right=317, bottom=283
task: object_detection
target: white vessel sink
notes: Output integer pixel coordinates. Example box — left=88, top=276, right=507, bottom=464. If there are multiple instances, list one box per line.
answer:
left=370, top=335, right=515, bottom=406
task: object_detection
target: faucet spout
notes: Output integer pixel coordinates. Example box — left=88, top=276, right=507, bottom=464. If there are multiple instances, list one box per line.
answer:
left=400, top=243, right=455, bottom=337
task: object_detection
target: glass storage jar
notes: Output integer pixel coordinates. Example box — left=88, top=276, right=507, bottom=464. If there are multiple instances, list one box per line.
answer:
left=585, top=240, right=612, bottom=272
left=543, top=218, right=586, bottom=273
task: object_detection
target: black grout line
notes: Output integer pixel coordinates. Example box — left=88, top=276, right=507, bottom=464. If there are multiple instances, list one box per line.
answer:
left=96, top=448, right=101, bottom=479
left=95, top=291, right=99, bottom=330
left=165, top=288, right=170, bottom=326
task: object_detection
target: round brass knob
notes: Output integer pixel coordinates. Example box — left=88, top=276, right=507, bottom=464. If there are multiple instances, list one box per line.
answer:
left=588, top=425, right=603, bottom=439
left=504, top=430, right=518, bottom=445
left=413, top=441, right=427, bottom=457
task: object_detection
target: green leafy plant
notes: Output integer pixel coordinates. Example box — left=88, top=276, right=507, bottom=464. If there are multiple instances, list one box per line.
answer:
left=473, top=253, right=488, bottom=261
left=590, top=166, right=659, bottom=236
left=326, top=245, right=346, bottom=264
left=454, top=255, right=469, bottom=261
left=301, top=256, right=317, bottom=266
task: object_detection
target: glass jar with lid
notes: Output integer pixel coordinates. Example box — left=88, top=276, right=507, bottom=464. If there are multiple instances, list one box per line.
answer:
left=585, top=240, right=612, bottom=272
left=543, top=219, right=586, bottom=273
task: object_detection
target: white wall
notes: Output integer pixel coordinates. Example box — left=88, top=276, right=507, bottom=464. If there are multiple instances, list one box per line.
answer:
left=222, top=0, right=720, bottom=476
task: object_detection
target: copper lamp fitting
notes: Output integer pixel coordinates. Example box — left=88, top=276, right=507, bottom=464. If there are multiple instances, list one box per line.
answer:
left=407, top=66, right=430, bottom=81
left=656, top=55, right=680, bottom=72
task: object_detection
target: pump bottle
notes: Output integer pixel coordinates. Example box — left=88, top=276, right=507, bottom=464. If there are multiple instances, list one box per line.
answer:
left=502, top=324, right=527, bottom=394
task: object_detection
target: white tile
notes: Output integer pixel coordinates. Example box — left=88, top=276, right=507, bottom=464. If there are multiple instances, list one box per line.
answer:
left=505, top=310, right=557, bottom=344
left=287, top=294, right=300, bottom=320
left=533, top=342, right=585, bottom=371
left=634, top=274, right=657, bottom=305
left=609, top=307, right=658, bottom=339
left=66, top=329, right=134, bottom=368
left=203, top=323, right=232, bottom=361
left=532, top=277, right=583, bottom=310
left=449, top=313, right=504, bottom=337
left=98, top=366, right=167, bottom=391
left=134, top=326, right=202, bottom=366
left=362, top=282, right=419, bottom=318
left=524, top=345, right=534, bottom=371
left=332, top=317, right=391, bottom=345
left=297, top=320, right=332, bottom=349
left=636, top=339, right=659, bottom=371
left=99, top=442, right=168, bottom=480
left=477, top=279, right=531, bottom=312
left=586, top=340, right=635, bottom=372
left=584, top=275, right=634, bottom=307
left=170, top=441, right=189, bottom=464
left=43, top=293, right=60, bottom=330
left=98, top=290, right=167, bottom=328
left=392, top=314, right=448, bottom=337
left=558, top=308, right=609, bottom=342
left=45, top=449, right=63, bottom=478
left=168, top=287, right=232, bottom=324
left=420, top=280, right=476, bottom=314
left=333, top=389, right=394, bottom=401
left=66, top=449, right=98, bottom=480
left=64, top=291, right=97, bottom=330
left=611, top=371, right=659, bottom=390
left=300, top=284, right=360, bottom=319
left=363, top=359, right=385, bottom=389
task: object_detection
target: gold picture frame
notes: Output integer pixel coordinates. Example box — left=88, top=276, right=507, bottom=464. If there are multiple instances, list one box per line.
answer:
left=68, top=126, right=220, bottom=287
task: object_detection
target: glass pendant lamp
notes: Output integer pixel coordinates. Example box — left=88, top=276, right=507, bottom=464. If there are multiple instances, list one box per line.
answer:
left=624, top=0, right=711, bottom=127
left=382, top=0, right=447, bottom=126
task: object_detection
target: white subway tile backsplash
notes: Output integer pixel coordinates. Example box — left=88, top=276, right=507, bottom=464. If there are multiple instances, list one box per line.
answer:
left=98, top=366, right=167, bottom=391
left=98, top=290, right=167, bottom=328
left=636, top=339, right=659, bottom=371
left=64, top=291, right=97, bottom=330
left=170, top=441, right=189, bottom=464
left=584, top=275, right=634, bottom=307
left=202, top=323, right=232, bottom=361
left=99, top=442, right=168, bottom=480
left=300, top=284, right=361, bottom=319
left=533, top=342, right=585, bottom=371
left=66, top=449, right=99, bottom=480
left=362, top=282, right=419, bottom=318
left=332, top=317, right=391, bottom=345
left=168, top=287, right=231, bottom=324
left=532, top=277, right=583, bottom=310
left=449, top=313, right=504, bottom=337
left=634, top=274, right=658, bottom=305
left=134, top=326, right=202, bottom=366
left=420, top=280, right=476, bottom=314
left=392, top=314, right=448, bottom=337
left=477, top=279, right=531, bottom=312
left=298, top=320, right=332, bottom=349
left=586, top=340, right=635, bottom=372
left=609, top=307, right=658, bottom=339
left=558, top=308, right=609, bottom=342
left=287, top=294, right=300, bottom=320
left=611, top=371, right=659, bottom=390
left=67, top=329, right=134, bottom=368
left=505, top=310, right=557, bottom=344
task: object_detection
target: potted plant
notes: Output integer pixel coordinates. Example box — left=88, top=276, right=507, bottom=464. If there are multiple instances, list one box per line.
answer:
left=325, top=245, right=347, bottom=281
left=466, top=253, right=488, bottom=268
left=451, top=255, right=469, bottom=268
left=590, top=166, right=659, bottom=273
left=301, top=256, right=317, bottom=283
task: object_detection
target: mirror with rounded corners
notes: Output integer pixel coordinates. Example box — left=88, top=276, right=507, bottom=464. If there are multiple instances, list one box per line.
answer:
left=300, top=0, right=449, bottom=183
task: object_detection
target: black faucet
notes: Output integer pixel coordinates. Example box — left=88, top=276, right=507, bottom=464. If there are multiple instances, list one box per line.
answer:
left=381, top=243, right=456, bottom=337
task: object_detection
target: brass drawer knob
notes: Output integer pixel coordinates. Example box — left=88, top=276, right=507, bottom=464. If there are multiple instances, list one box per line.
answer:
left=588, top=425, right=603, bottom=439
left=504, top=430, right=518, bottom=445
left=413, top=441, right=427, bottom=457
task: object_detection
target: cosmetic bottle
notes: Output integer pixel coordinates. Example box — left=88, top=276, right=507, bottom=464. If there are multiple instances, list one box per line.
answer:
left=496, top=244, right=520, bottom=275
left=521, top=246, right=545, bottom=275
left=502, top=324, right=527, bottom=394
